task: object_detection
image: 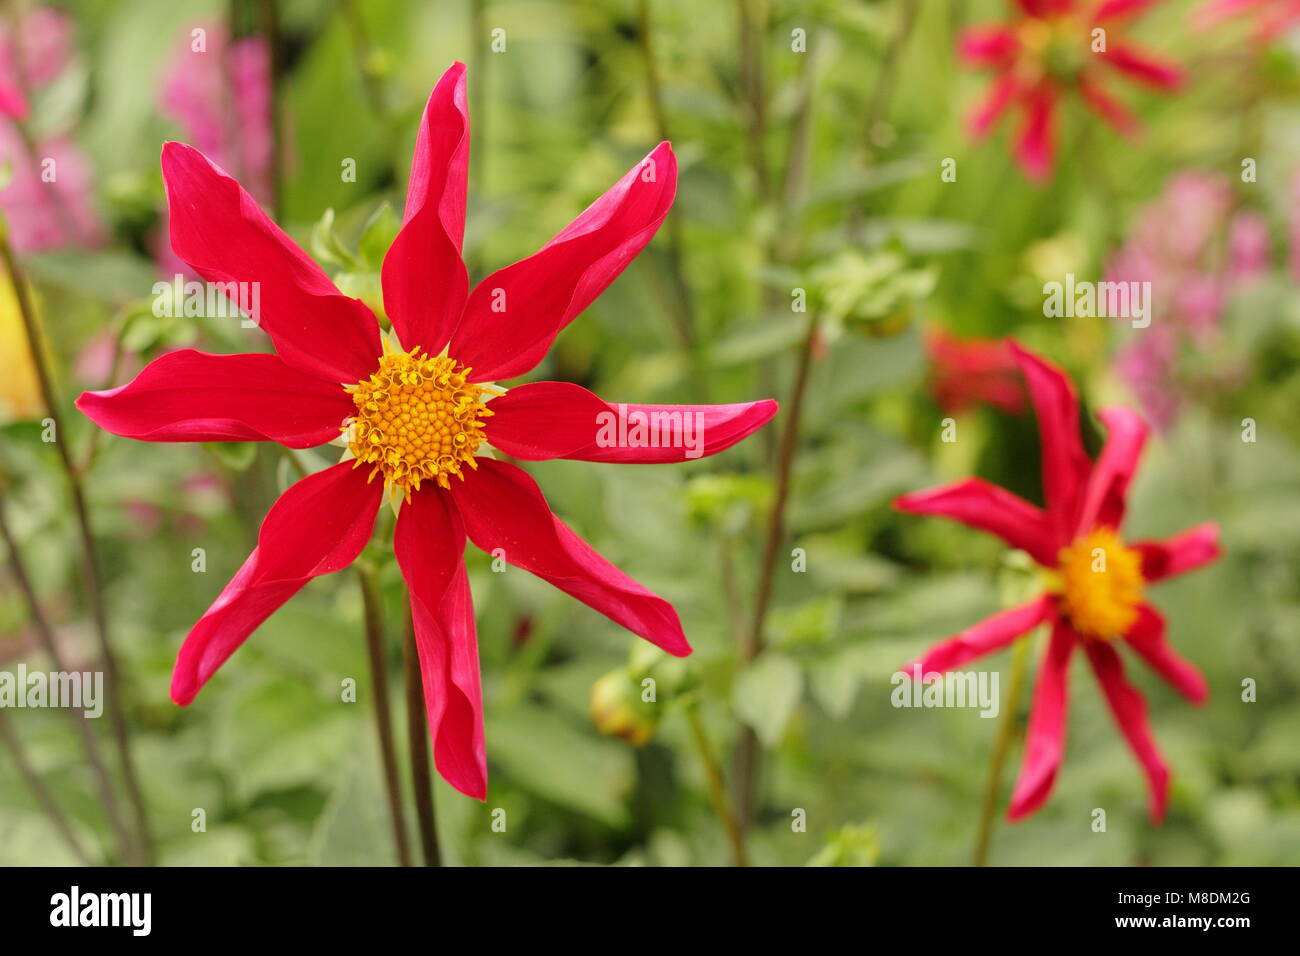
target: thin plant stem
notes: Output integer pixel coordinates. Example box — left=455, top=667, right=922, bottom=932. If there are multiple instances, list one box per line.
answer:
left=356, top=560, right=412, bottom=866
left=402, top=608, right=442, bottom=866
left=735, top=0, right=770, bottom=200
left=259, top=0, right=284, bottom=218
left=972, top=631, right=1035, bottom=867
left=684, top=701, right=747, bottom=867
left=732, top=310, right=821, bottom=833
left=0, top=492, right=133, bottom=864
left=1, top=234, right=154, bottom=866
left=637, top=0, right=696, bottom=352
left=0, top=710, right=93, bottom=866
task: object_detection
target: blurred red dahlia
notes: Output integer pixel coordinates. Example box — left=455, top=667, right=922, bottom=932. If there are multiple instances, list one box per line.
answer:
left=960, top=0, right=1183, bottom=182
left=895, top=342, right=1220, bottom=821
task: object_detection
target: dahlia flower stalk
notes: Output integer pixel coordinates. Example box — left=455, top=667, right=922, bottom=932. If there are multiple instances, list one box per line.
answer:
left=77, top=62, right=778, bottom=800
left=895, top=342, right=1220, bottom=821
left=960, top=0, right=1183, bottom=181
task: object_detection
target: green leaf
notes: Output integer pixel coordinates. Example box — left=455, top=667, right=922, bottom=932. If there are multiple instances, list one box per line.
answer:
left=732, top=652, right=803, bottom=747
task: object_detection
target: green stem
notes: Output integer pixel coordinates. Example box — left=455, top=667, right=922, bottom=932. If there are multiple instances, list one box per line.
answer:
left=1, top=234, right=154, bottom=866
left=637, top=0, right=697, bottom=354
left=0, top=492, right=133, bottom=864
left=685, top=701, right=747, bottom=867
left=732, top=310, right=821, bottom=835
left=972, top=631, right=1035, bottom=867
left=357, top=560, right=412, bottom=866
left=0, top=711, right=93, bottom=866
left=402, top=608, right=442, bottom=866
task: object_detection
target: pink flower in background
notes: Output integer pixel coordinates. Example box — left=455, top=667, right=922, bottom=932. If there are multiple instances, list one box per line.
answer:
left=154, top=24, right=273, bottom=277
left=959, top=0, right=1183, bottom=182
left=1106, top=171, right=1262, bottom=430
left=0, top=6, right=103, bottom=252
left=0, top=126, right=103, bottom=252
left=0, top=5, right=73, bottom=119
left=160, top=24, right=273, bottom=205
left=1197, top=0, right=1300, bottom=42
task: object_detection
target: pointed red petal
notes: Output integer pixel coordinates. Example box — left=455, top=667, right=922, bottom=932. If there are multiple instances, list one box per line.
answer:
left=450, top=143, right=677, bottom=382
left=1008, top=342, right=1092, bottom=544
left=1124, top=604, right=1208, bottom=704
left=1008, top=620, right=1077, bottom=820
left=449, top=458, right=690, bottom=656
left=161, top=142, right=380, bottom=383
left=1133, top=523, right=1221, bottom=583
left=1078, top=406, right=1148, bottom=532
left=1102, top=42, right=1185, bottom=91
left=76, top=349, right=352, bottom=448
left=170, top=461, right=382, bottom=705
left=957, top=27, right=1019, bottom=67
left=904, top=595, right=1055, bottom=676
left=393, top=489, right=487, bottom=800
left=382, top=62, right=471, bottom=356
left=894, top=478, right=1058, bottom=567
left=1084, top=638, right=1171, bottom=822
left=486, top=381, right=777, bottom=463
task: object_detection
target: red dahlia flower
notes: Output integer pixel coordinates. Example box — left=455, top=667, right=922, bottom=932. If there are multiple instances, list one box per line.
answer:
left=925, top=327, right=1027, bottom=416
left=76, top=62, right=777, bottom=800
left=895, top=342, right=1220, bottom=821
left=960, top=0, right=1183, bottom=182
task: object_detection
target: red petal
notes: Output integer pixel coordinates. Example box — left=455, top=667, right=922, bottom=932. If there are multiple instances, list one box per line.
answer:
left=75, top=349, right=352, bottom=448
left=1078, top=74, right=1140, bottom=136
left=1124, top=604, right=1208, bottom=704
left=1133, top=523, right=1221, bottom=583
left=382, top=62, right=471, bottom=356
left=170, top=461, right=382, bottom=705
left=1008, top=620, right=1077, bottom=820
left=1083, top=638, right=1171, bottom=822
left=904, top=595, right=1055, bottom=676
left=958, top=27, right=1019, bottom=67
left=1016, top=0, right=1073, bottom=16
left=1013, top=83, right=1057, bottom=183
left=449, top=458, right=690, bottom=656
left=968, top=74, right=1021, bottom=139
left=393, top=489, right=487, bottom=800
left=1077, top=406, right=1148, bottom=532
left=161, top=142, right=380, bottom=383
left=1102, top=42, right=1185, bottom=90
left=1008, top=342, right=1092, bottom=546
left=894, top=478, right=1058, bottom=567
left=486, top=381, right=778, bottom=463
left=1094, top=0, right=1162, bottom=19
left=450, top=143, right=677, bottom=382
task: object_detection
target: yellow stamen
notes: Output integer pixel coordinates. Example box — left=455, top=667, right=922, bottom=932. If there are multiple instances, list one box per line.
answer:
left=1055, top=527, right=1145, bottom=639
left=343, top=347, right=492, bottom=498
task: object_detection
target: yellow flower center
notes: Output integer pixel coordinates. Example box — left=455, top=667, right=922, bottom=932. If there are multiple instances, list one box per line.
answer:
left=1055, top=527, right=1145, bottom=639
left=344, top=347, right=493, bottom=499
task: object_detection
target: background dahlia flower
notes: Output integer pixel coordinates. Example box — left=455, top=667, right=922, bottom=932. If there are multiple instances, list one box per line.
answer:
left=895, top=341, right=1221, bottom=821
left=960, top=0, right=1184, bottom=181
left=77, top=62, right=778, bottom=800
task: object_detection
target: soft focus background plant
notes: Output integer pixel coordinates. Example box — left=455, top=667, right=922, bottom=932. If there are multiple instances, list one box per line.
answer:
left=2, top=0, right=1299, bottom=866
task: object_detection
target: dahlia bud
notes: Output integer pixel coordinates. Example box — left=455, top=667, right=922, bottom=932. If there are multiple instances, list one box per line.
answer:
left=589, top=668, right=659, bottom=747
